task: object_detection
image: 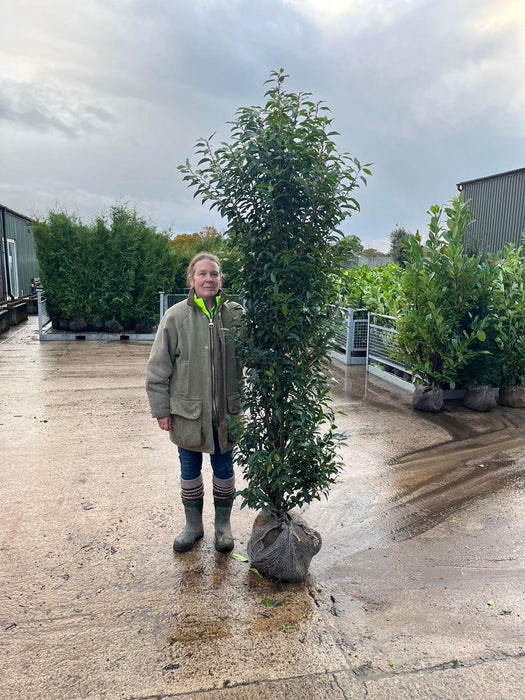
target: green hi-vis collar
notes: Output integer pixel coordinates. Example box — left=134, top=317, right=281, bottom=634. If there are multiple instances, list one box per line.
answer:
left=194, top=293, right=221, bottom=320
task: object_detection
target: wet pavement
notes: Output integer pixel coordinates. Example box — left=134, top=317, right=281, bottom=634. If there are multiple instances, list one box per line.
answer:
left=1, top=318, right=524, bottom=699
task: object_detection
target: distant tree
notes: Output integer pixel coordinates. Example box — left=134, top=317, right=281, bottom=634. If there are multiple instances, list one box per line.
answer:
left=361, top=247, right=386, bottom=257
left=169, top=225, right=222, bottom=288
left=389, top=225, right=413, bottom=267
left=333, top=234, right=363, bottom=266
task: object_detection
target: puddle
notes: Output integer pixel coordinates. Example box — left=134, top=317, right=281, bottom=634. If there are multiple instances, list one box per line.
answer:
left=320, top=365, right=525, bottom=557
left=386, top=456, right=519, bottom=541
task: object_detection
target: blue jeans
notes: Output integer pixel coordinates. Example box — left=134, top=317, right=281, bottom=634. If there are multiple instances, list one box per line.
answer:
left=178, top=430, right=233, bottom=481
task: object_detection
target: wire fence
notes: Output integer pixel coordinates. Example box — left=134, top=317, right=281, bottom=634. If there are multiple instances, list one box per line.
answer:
left=37, top=289, right=411, bottom=383
left=367, top=312, right=412, bottom=384
left=159, top=290, right=244, bottom=318
left=331, top=308, right=368, bottom=365
left=37, top=290, right=51, bottom=338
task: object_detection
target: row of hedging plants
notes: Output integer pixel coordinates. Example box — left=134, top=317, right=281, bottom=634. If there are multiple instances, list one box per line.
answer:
left=338, top=261, right=401, bottom=315
left=33, top=205, right=176, bottom=331
left=348, top=194, right=524, bottom=409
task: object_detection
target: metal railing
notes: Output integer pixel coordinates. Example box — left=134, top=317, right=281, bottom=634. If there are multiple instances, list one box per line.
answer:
left=159, top=291, right=189, bottom=318
left=331, top=308, right=368, bottom=365
left=37, top=290, right=156, bottom=341
left=367, top=312, right=412, bottom=385
left=159, top=290, right=243, bottom=319
left=37, top=290, right=51, bottom=339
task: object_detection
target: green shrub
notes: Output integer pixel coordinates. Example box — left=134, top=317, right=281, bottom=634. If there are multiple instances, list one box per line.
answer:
left=33, top=205, right=176, bottom=326
left=396, top=195, right=490, bottom=388
left=338, top=262, right=401, bottom=315
left=180, top=69, right=370, bottom=515
left=492, top=244, right=525, bottom=387
left=32, top=211, right=91, bottom=321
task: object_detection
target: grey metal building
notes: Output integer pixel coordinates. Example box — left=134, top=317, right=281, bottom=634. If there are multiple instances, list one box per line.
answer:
left=1, top=205, right=39, bottom=301
left=457, top=168, right=525, bottom=254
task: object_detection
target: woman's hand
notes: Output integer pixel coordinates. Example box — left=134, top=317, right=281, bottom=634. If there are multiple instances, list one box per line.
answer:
left=157, top=416, right=172, bottom=431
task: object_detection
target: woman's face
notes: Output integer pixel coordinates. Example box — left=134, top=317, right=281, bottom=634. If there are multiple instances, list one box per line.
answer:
left=189, top=259, right=222, bottom=302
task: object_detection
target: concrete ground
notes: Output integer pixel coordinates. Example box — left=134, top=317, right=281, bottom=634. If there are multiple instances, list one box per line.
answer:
left=1, top=317, right=524, bottom=700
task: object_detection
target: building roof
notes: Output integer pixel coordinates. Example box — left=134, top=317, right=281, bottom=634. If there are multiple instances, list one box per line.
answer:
left=0, top=204, right=34, bottom=223
left=457, top=167, right=525, bottom=191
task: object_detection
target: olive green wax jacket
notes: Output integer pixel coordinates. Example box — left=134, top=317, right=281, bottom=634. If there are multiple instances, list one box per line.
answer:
left=146, top=291, right=243, bottom=453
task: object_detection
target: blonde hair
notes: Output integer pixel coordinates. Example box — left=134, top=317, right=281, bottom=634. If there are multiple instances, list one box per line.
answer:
left=186, top=252, right=222, bottom=282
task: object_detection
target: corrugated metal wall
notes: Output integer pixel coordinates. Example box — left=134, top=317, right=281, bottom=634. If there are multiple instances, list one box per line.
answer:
left=458, top=169, right=525, bottom=254
left=1, top=207, right=39, bottom=299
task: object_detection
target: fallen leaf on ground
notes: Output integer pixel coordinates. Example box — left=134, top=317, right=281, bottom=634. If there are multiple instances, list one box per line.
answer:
left=231, top=553, right=249, bottom=562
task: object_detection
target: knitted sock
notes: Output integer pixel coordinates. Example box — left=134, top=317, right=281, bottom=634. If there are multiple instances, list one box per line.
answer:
left=212, top=475, right=235, bottom=501
left=180, top=474, right=204, bottom=501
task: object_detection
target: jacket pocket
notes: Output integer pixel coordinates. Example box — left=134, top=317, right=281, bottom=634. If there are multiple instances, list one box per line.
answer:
left=170, top=396, right=203, bottom=448
left=226, top=393, right=243, bottom=444
left=226, top=393, right=242, bottom=415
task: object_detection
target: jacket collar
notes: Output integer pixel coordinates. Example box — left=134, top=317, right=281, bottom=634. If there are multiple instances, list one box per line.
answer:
left=187, top=287, right=225, bottom=310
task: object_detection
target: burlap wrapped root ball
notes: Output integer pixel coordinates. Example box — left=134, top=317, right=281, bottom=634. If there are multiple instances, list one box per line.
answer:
left=247, top=511, right=322, bottom=582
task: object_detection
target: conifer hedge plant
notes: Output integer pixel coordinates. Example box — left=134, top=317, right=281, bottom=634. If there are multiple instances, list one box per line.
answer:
left=180, top=70, right=370, bottom=580
left=33, top=205, right=175, bottom=332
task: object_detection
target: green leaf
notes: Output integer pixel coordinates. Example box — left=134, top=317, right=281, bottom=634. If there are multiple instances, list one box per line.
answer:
left=231, top=553, right=250, bottom=562
left=487, top=598, right=495, bottom=606
left=476, top=329, right=487, bottom=342
left=262, top=598, right=282, bottom=608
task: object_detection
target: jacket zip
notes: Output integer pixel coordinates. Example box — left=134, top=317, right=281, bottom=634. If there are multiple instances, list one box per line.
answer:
left=209, top=318, right=219, bottom=431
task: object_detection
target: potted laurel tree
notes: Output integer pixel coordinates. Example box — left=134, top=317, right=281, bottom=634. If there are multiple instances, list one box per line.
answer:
left=396, top=195, right=489, bottom=412
left=492, top=244, right=525, bottom=408
left=456, top=258, right=501, bottom=412
left=179, top=69, right=370, bottom=581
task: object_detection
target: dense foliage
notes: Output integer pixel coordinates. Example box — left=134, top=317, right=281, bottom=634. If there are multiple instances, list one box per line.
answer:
left=333, top=234, right=364, bottom=266
left=338, top=262, right=401, bottom=315
left=180, top=70, right=370, bottom=514
left=491, top=244, right=525, bottom=387
left=396, top=196, right=489, bottom=388
left=33, top=205, right=176, bottom=326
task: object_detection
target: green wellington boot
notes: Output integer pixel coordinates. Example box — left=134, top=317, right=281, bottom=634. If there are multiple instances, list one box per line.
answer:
left=214, top=498, right=234, bottom=552
left=173, top=498, right=204, bottom=553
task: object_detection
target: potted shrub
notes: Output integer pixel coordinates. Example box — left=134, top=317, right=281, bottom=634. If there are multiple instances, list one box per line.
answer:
left=492, top=244, right=525, bottom=407
left=457, top=260, right=501, bottom=411
left=460, top=353, right=501, bottom=412
left=179, top=69, right=370, bottom=580
left=396, top=196, right=489, bottom=411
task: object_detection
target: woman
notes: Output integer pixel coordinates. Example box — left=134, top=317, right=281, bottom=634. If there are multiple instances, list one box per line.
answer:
left=146, top=252, right=243, bottom=553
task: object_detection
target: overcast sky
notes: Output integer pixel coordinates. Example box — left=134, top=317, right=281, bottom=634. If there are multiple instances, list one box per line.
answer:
left=1, top=0, right=524, bottom=251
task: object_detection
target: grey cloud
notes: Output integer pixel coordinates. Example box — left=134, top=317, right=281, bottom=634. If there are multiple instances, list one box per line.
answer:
left=1, top=0, right=524, bottom=246
left=0, top=80, right=115, bottom=137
